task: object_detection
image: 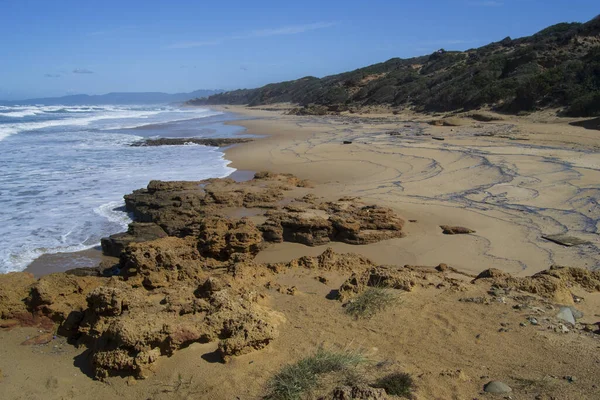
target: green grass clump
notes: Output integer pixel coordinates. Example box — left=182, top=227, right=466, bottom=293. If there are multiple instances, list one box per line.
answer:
left=345, top=287, right=397, bottom=319
left=266, top=348, right=365, bottom=400
left=372, top=372, right=415, bottom=398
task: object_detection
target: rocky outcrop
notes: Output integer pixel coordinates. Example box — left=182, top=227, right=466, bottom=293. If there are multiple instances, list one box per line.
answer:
left=121, top=174, right=300, bottom=238
left=113, top=173, right=405, bottom=257
left=77, top=281, right=282, bottom=380
left=473, top=265, right=600, bottom=304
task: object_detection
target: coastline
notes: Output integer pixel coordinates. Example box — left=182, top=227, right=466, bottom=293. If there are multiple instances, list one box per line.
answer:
left=24, top=104, right=600, bottom=277
left=2, top=104, right=600, bottom=400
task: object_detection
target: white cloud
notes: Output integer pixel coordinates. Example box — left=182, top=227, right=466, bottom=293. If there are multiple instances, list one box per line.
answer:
left=166, top=21, right=337, bottom=49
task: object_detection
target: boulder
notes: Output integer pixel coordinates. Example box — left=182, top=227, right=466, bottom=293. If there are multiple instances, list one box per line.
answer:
left=440, top=225, right=475, bottom=235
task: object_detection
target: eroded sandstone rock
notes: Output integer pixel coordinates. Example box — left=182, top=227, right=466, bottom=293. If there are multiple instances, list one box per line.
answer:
left=78, top=281, right=281, bottom=379
left=0, top=272, right=35, bottom=319
left=120, top=236, right=205, bottom=289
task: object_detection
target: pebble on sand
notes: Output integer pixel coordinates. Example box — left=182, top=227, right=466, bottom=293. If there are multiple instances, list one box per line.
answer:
left=483, top=381, right=512, bottom=393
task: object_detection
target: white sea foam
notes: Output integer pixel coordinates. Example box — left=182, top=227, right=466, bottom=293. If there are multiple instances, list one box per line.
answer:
left=0, top=105, right=222, bottom=141
left=94, top=201, right=133, bottom=230
left=0, top=109, right=41, bottom=118
left=0, top=105, right=235, bottom=273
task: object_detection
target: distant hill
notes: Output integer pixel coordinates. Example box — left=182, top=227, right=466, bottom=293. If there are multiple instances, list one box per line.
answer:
left=1, top=89, right=224, bottom=106
left=189, top=16, right=600, bottom=117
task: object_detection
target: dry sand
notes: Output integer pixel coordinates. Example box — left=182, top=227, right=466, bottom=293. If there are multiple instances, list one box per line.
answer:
left=1, top=105, right=599, bottom=399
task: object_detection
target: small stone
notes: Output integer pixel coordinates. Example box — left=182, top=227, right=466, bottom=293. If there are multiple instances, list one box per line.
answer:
left=528, top=317, right=539, bottom=325
left=484, top=380, right=512, bottom=393
left=520, top=322, right=527, bottom=327
left=556, top=307, right=575, bottom=325
left=555, top=323, right=570, bottom=333
left=564, top=375, right=577, bottom=383
left=436, top=263, right=449, bottom=272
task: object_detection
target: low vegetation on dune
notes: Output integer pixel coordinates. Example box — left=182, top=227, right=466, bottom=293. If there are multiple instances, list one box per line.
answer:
left=266, top=347, right=366, bottom=400
left=344, top=286, right=398, bottom=319
left=188, top=16, right=600, bottom=117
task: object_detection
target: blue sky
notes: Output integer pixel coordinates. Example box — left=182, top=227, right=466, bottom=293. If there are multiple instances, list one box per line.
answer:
left=0, top=0, right=597, bottom=100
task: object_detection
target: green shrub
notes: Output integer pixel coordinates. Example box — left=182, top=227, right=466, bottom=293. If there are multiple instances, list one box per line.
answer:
left=566, top=92, right=600, bottom=117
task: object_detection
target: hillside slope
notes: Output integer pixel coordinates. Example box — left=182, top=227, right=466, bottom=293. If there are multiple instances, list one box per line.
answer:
left=189, top=16, right=600, bottom=117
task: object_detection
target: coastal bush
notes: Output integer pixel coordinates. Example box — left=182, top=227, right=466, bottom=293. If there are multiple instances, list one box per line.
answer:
left=565, top=92, right=600, bottom=117
left=372, top=372, right=415, bottom=398
left=187, top=16, right=600, bottom=117
left=344, top=287, right=398, bottom=319
left=266, top=347, right=365, bottom=400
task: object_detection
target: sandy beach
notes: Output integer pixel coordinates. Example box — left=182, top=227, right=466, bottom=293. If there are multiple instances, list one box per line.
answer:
left=223, top=105, right=600, bottom=275
left=1, top=106, right=600, bottom=399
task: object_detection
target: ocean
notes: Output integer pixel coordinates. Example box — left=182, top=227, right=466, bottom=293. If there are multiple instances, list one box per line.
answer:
left=0, top=104, right=245, bottom=273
